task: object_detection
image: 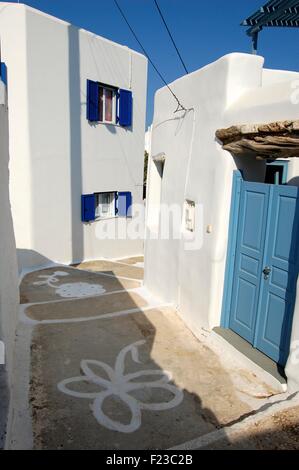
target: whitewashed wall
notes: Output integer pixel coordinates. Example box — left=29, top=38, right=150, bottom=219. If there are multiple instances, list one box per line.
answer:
left=0, top=3, right=147, bottom=269
left=145, top=53, right=299, bottom=389
left=0, top=80, right=19, bottom=385
left=145, top=53, right=265, bottom=331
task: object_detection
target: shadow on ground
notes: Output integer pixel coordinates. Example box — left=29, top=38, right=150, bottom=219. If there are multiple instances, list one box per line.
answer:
left=202, top=405, right=299, bottom=450
left=17, top=260, right=283, bottom=450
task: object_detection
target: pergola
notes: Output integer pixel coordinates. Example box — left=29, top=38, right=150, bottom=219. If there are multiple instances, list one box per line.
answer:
left=242, top=0, right=299, bottom=53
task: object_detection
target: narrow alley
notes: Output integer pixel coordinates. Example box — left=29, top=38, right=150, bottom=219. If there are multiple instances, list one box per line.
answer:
left=5, top=258, right=299, bottom=450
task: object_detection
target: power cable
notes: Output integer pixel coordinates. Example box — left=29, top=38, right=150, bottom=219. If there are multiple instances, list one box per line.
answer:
left=113, top=0, right=186, bottom=112
left=153, top=0, right=189, bottom=75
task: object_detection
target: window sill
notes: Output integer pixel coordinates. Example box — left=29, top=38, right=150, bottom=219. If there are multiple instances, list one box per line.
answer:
left=89, top=120, right=119, bottom=127
left=88, top=121, right=130, bottom=129
left=84, top=216, right=132, bottom=224
left=95, top=216, right=118, bottom=222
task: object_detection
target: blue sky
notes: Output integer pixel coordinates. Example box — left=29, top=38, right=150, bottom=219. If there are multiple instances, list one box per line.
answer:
left=6, top=0, right=299, bottom=126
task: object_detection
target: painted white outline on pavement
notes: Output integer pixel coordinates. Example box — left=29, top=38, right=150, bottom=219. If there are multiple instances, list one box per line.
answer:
left=58, top=340, right=184, bottom=433
left=21, top=287, right=140, bottom=307
left=33, top=271, right=106, bottom=299
left=104, top=259, right=144, bottom=269
left=21, top=303, right=172, bottom=326
left=74, top=269, right=142, bottom=283
left=20, top=262, right=143, bottom=288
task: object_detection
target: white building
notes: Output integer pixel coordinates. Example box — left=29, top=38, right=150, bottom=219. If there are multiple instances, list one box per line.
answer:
left=145, top=126, right=152, bottom=154
left=0, top=2, right=147, bottom=270
left=145, top=53, right=299, bottom=391
left=0, top=77, right=19, bottom=413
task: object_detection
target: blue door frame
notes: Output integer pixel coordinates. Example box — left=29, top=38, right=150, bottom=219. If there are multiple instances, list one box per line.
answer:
left=221, top=171, right=299, bottom=365
left=221, top=171, right=243, bottom=329
left=266, top=160, right=288, bottom=185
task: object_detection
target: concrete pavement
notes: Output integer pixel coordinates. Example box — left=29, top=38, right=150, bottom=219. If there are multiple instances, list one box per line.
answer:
left=6, top=257, right=299, bottom=449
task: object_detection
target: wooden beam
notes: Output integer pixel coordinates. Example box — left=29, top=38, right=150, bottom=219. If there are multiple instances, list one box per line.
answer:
left=216, top=119, right=299, bottom=159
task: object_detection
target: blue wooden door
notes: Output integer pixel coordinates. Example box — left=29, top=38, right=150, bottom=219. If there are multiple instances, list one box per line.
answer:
left=229, top=180, right=299, bottom=366
left=255, top=185, right=299, bottom=365
left=229, top=182, right=270, bottom=343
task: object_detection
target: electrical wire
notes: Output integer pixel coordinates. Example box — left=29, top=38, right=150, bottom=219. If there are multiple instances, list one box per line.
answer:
left=113, top=0, right=186, bottom=112
left=153, top=0, right=188, bottom=75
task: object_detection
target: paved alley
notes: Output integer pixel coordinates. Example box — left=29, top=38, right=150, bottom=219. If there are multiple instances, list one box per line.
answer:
left=6, top=258, right=299, bottom=450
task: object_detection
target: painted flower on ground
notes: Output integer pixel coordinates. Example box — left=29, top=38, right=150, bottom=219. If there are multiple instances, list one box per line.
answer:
left=57, top=340, right=184, bottom=433
left=33, top=271, right=106, bottom=298
left=55, top=282, right=106, bottom=298
left=33, top=271, right=69, bottom=288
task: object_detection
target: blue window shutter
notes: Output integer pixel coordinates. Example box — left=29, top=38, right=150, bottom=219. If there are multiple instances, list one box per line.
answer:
left=81, top=194, right=96, bottom=222
left=0, top=62, right=7, bottom=86
left=87, top=80, right=99, bottom=122
left=118, top=89, right=132, bottom=127
left=118, top=192, right=132, bottom=217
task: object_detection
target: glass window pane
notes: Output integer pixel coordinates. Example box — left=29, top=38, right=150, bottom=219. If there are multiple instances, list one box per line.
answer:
left=95, top=192, right=115, bottom=218
left=95, top=194, right=101, bottom=218
left=105, top=89, right=113, bottom=122
left=101, top=193, right=110, bottom=214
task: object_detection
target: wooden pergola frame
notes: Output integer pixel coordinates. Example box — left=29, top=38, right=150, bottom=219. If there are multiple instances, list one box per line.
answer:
left=242, top=0, right=299, bottom=54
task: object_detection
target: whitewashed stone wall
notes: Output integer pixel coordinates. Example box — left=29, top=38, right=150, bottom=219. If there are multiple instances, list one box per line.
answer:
left=0, top=80, right=19, bottom=445
left=145, top=53, right=299, bottom=390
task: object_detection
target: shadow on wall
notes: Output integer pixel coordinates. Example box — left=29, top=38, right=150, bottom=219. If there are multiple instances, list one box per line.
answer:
left=17, top=249, right=58, bottom=274
left=68, top=25, right=84, bottom=264
left=282, top=187, right=299, bottom=368
left=215, top=136, right=267, bottom=183
left=0, top=93, right=19, bottom=448
left=27, top=25, right=84, bottom=268
left=232, top=154, right=267, bottom=183
left=288, top=176, right=299, bottom=187
left=105, top=123, right=117, bottom=134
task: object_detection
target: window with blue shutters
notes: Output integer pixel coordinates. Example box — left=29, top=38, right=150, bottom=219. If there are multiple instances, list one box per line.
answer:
left=81, top=194, right=96, bottom=222
left=118, top=89, right=133, bottom=127
left=0, top=62, right=7, bottom=86
left=100, top=86, right=117, bottom=123
left=95, top=192, right=117, bottom=218
left=118, top=192, right=132, bottom=217
left=86, top=79, right=132, bottom=127
left=81, top=192, right=132, bottom=222
left=86, top=80, right=99, bottom=122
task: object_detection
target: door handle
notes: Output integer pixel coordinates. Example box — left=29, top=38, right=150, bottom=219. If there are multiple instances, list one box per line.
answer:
left=263, top=266, right=272, bottom=280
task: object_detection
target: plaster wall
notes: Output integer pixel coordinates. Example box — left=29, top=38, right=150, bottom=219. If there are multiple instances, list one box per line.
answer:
left=145, top=53, right=265, bottom=336
left=0, top=80, right=19, bottom=383
left=145, top=53, right=299, bottom=389
left=224, top=79, right=299, bottom=182
left=0, top=3, right=31, bottom=263
left=262, top=68, right=299, bottom=86
left=0, top=3, right=147, bottom=269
